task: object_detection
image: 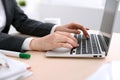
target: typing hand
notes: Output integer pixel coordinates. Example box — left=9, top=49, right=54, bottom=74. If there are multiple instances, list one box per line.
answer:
left=55, top=22, right=89, bottom=39
left=30, top=31, right=79, bottom=51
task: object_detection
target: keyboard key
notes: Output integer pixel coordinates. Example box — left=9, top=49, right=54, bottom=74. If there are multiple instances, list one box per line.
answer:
left=98, top=35, right=106, bottom=52
left=90, top=34, right=98, bottom=54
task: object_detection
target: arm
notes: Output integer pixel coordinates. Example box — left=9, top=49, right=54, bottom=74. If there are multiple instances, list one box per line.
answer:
left=0, top=32, right=26, bottom=51
left=12, top=0, right=55, bottom=37
left=0, top=0, right=89, bottom=52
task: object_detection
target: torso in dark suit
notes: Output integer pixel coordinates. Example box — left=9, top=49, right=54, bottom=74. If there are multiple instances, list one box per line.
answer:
left=0, top=0, right=55, bottom=51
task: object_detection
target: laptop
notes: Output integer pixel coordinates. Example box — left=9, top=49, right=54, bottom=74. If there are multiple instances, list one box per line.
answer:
left=46, top=0, right=119, bottom=58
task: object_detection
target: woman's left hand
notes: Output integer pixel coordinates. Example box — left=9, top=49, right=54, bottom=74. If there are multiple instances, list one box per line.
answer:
left=55, top=22, right=89, bottom=39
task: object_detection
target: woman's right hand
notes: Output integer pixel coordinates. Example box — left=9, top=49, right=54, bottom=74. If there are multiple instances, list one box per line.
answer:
left=30, top=31, right=79, bottom=51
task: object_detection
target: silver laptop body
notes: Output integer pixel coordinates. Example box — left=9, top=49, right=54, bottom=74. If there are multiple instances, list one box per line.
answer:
left=46, top=0, right=119, bottom=58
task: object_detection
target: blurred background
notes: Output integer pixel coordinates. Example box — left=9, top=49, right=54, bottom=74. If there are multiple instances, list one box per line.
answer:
left=10, top=0, right=120, bottom=33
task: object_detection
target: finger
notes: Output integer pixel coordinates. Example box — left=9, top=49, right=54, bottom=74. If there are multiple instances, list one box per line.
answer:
left=56, top=31, right=78, bottom=42
left=54, top=33, right=78, bottom=47
left=58, top=43, right=73, bottom=49
left=82, top=27, right=89, bottom=39
left=58, top=35, right=79, bottom=47
left=75, top=24, right=89, bottom=39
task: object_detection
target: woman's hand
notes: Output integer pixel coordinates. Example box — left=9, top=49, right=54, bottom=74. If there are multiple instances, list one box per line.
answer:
left=30, top=31, right=79, bottom=51
left=55, top=22, right=89, bottom=39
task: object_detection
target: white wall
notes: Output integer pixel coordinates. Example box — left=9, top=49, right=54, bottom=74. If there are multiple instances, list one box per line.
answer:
left=37, top=4, right=104, bottom=30
left=18, top=0, right=120, bottom=33
left=25, top=3, right=104, bottom=30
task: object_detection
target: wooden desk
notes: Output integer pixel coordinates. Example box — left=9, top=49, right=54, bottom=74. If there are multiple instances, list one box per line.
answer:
left=12, top=33, right=120, bottom=80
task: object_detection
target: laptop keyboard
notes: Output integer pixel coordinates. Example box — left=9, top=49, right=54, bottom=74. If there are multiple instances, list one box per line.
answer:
left=71, top=34, right=104, bottom=55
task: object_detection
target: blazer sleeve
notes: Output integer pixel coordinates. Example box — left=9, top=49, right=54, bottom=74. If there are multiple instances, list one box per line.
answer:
left=0, top=32, right=26, bottom=51
left=0, top=0, right=55, bottom=52
left=12, top=0, right=55, bottom=37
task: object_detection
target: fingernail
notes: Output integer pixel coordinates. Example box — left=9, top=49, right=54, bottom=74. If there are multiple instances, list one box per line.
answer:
left=87, top=35, right=89, bottom=38
left=69, top=45, right=73, bottom=49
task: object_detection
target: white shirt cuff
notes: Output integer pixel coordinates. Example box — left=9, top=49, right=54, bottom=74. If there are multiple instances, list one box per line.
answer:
left=50, top=24, right=60, bottom=33
left=21, top=37, right=33, bottom=50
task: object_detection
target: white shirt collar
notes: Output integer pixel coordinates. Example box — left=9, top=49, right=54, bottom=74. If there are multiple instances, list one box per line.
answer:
left=0, top=0, right=6, bottom=32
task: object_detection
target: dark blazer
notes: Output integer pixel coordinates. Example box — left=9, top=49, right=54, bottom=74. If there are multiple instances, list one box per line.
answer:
left=0, top=0, right=55, bottom=51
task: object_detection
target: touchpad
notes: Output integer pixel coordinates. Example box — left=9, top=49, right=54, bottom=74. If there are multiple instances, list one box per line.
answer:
left=52, top=47, right=71, bottom=52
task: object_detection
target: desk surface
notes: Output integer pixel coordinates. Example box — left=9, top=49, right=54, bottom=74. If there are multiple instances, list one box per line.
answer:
left=12, top=33, right=120, bottom=80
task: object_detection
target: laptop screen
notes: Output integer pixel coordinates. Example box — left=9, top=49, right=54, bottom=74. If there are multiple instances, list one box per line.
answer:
left=100, top=0, right=119, bottom=39
left=100, top=0, right=119, bottom=47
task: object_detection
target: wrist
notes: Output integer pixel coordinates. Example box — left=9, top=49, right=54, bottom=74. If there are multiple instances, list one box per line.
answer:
left=30, top=38, right=44, bottom=51
left=54, top=25, right=62, bottom=32
left=51, top=24, right=61, bottom=33
left=29, top=38, right=38, bottom=51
